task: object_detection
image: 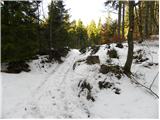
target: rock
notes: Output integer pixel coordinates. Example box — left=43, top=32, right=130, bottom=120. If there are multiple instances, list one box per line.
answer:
left=115, top=74, right=121, bottom=79
left=99, top=64, right=123, bottom=79
left=116, top=43, right=124, bottom=48
left=99, top=64, right=110, bottom=74
left=86, top=56, right=100, bottom=65
left=106, top=59, right=112, bottom=63
left=107, top=49, right=119, bottom=59
left=114, top=88, right=121, bottom=94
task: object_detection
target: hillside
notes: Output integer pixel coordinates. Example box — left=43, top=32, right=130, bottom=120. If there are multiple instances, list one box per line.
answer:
left=1, top=40, right=159, bottom=118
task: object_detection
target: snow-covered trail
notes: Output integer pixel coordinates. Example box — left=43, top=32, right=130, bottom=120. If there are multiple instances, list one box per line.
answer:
left=2, top=40, right=159, bottom=118
left=4, top=50, right=88, bottom=118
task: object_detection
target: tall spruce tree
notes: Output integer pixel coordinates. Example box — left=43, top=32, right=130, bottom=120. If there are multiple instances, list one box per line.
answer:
left=48, top=0, right=70, bottom=52
left=76, top=19, right=88, bottom=48
left=87, top=20, right=100, bottom=45
left=1, top=1, right=40, bottom=62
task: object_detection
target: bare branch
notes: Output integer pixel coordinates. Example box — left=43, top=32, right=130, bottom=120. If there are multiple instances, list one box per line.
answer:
left=130, top=74, right=159, bottom=99
left=150, top=72, right=159, bottom=89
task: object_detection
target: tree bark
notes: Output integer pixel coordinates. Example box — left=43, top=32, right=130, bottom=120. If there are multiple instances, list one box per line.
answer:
left=144, top=1, right=149, bottom=38
left=151, top=1, right=159, bottom=34
left=135, top=1, right=143, bottom=42
left=122, top=2, right=125, bottom=40
left=37, top=2, right=41, bottom=53
left=124, top=1, right=134, bottom=73
left=138, top=1, right=143, bottom=42
left=49, top=1, right=53, bottom=59
left=118, top=1, right=122, bottom=40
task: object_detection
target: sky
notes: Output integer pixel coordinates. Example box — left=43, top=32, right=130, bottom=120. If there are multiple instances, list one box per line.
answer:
left=41, top=0, right=117, bottom=25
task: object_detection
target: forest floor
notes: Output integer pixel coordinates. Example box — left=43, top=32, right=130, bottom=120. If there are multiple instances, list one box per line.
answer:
left=1, top=39, right=159, bottom=118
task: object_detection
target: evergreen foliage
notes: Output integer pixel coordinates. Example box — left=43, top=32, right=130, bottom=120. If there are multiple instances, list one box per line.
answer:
left=48, top=0, right=70, bottom=50
left=1, top=1, right=40, bottom=62
left=1, top=0, right=159, bottom=65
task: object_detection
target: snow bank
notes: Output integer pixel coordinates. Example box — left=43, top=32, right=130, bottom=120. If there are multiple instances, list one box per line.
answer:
left=1, top=40, right=159, bottom=118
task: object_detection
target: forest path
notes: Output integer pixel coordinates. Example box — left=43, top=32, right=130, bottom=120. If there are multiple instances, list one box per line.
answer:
left=8, top=49, right=87, bottom=118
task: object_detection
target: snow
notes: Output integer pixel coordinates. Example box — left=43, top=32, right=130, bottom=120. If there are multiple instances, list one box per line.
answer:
left=1, top=40, right=159, bottom=118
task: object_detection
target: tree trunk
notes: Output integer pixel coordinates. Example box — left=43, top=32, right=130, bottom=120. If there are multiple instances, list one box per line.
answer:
left=149, top=1, right=152, bottom=35
left=124, top=1, right=134, bottom=73
left=122, top=2, right=125, bottom=40
left=37, top=2, right=41, bottom=53
left=151, top=1, right=159, bottom=34
left=138, top=1, right=143, bottom=42
left=144, top=1, right=149, bottom=38
left=135, top=2, right=143, bottom=43
left=118, top=1, right=122, bottom=40
left=49, top=1, right=53, bottom=59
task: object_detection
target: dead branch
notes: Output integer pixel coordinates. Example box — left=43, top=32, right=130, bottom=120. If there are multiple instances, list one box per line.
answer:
left=150, top=72, right=159, bottom=89
left=130, top=74, right=159, bottom=99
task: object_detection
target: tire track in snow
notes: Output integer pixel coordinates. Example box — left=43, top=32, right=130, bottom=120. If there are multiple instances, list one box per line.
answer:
left=24, top=50, right=81, bottom=118
left=5, top=50, right=88, bottom=118
left=34, top=64, right=60, bottom=93
left=3, top=51, right=79, bottom=118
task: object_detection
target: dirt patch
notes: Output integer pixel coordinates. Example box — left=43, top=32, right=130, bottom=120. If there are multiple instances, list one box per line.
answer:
left=86, top=56, right=100, bottom=65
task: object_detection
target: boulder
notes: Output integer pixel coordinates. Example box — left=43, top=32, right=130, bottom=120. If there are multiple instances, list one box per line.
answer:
left=86, top=56, right=100, bottom=65
left=99, top=64, right=123, bottom=79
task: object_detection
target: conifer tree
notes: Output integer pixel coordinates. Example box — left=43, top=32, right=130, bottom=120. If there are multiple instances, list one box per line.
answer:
left=87, top=20, right=99, bottom=45
left=76, top=19, right=88, bottom=48
left=48, top=0, right=70, bottom=52
left=1, top=1, right=40, bottom=62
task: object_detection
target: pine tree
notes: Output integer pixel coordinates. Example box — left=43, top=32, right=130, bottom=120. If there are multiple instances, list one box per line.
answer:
left=1, top=1, right=40, bottom=62
left=68, top=20, right=78, bottom=48
left=97, top=18, right=102, bottom=45
left=87, top=20, right=99, bottom=46
left=48, top=0, right=70, bottom=51
left=76, top=19, right=88, bottom=48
